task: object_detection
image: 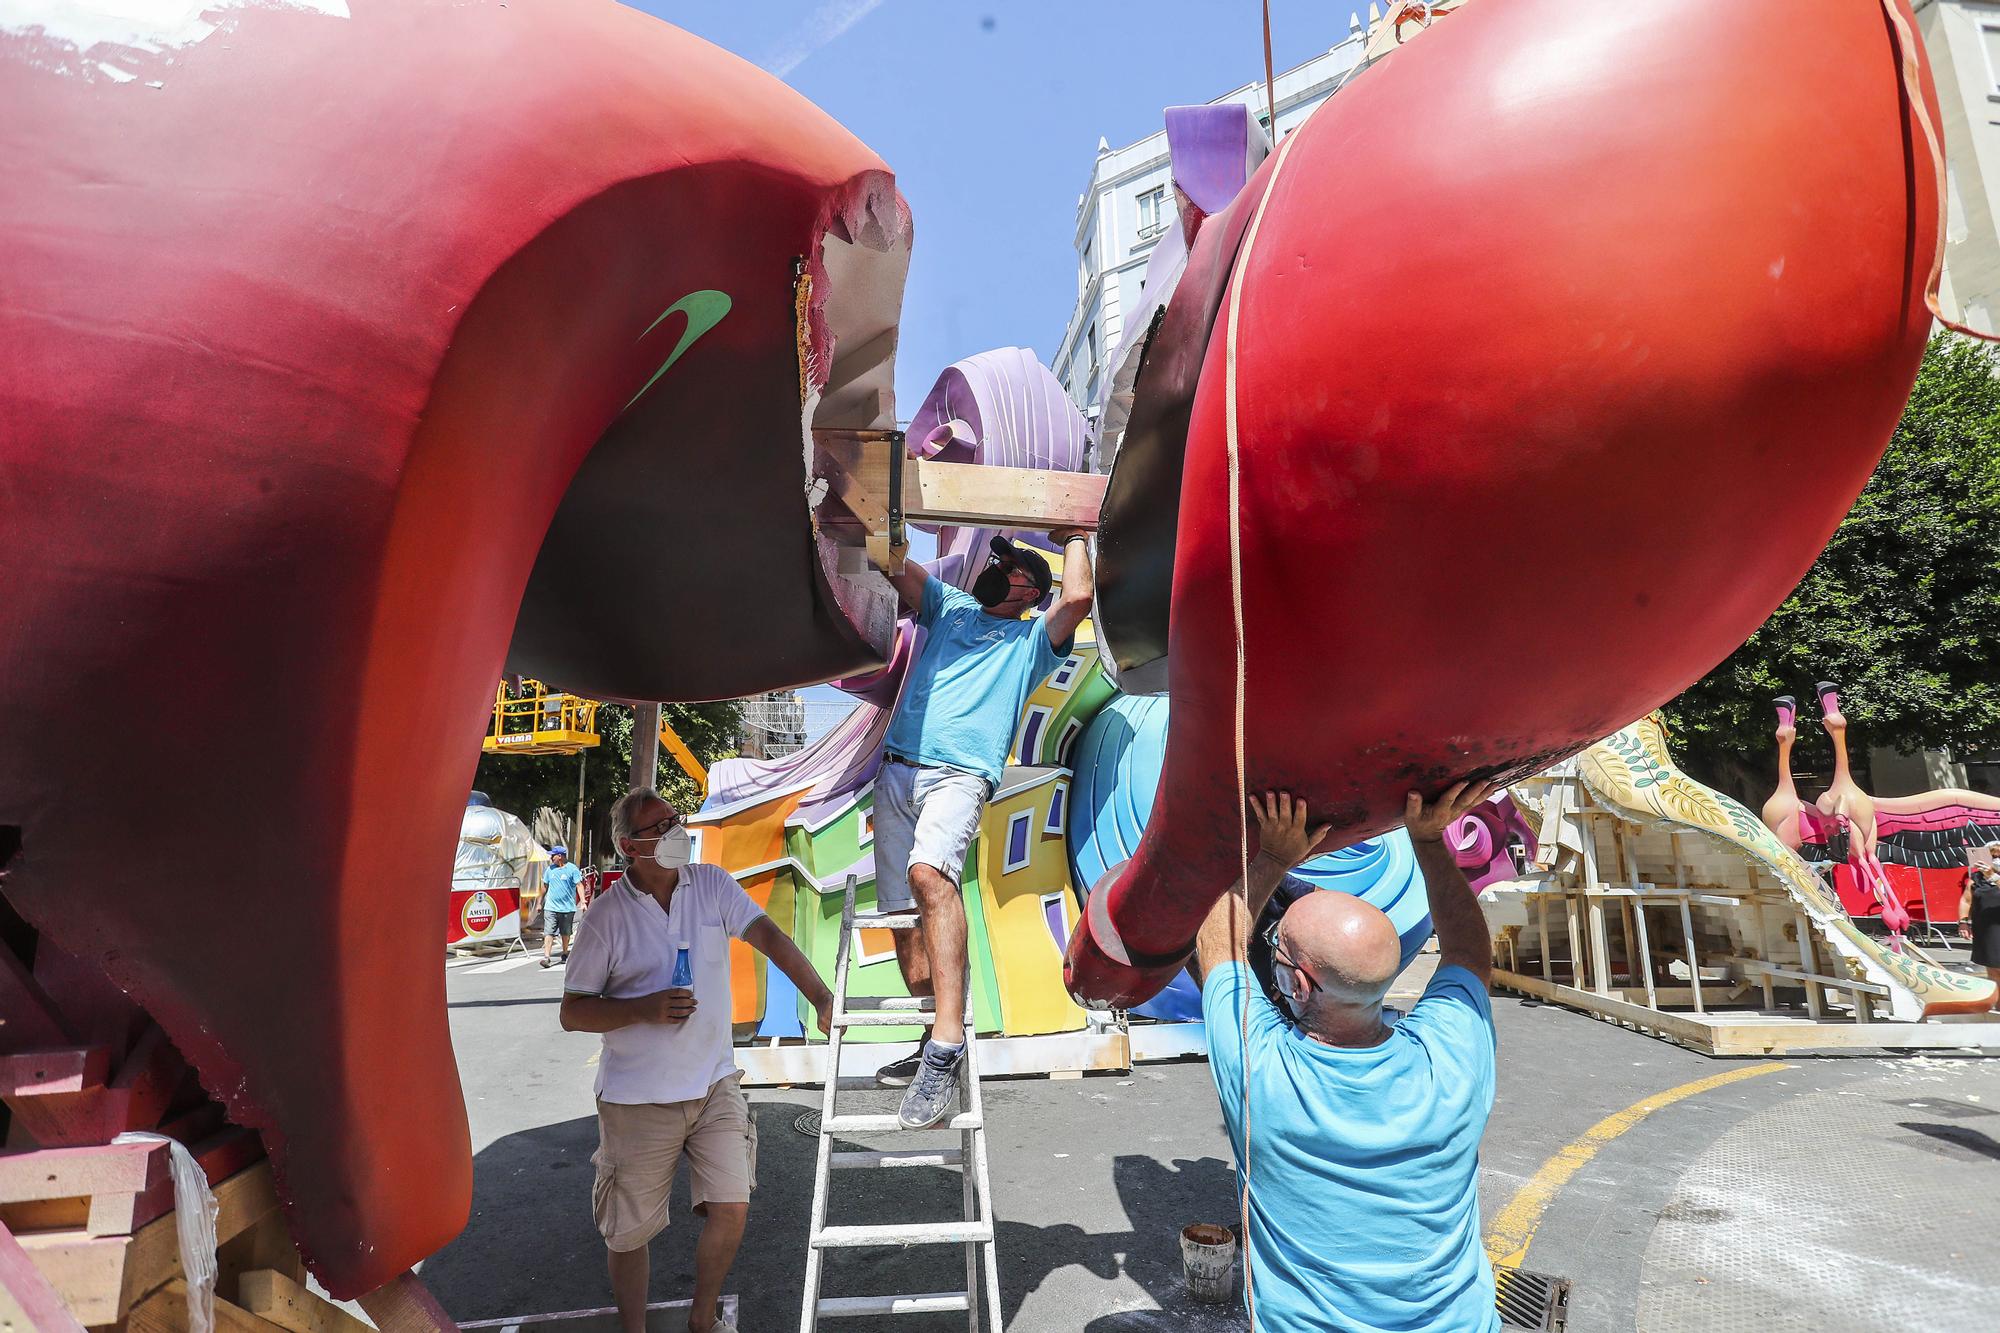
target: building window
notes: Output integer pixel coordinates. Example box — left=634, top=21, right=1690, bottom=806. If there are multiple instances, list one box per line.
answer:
left=1018, top=704, right=1052, bottom=761
left=1984, top=25, right=2000, bottom=96
left=1079, top=237, right=1094, bottom=294
left=1050, top=654, right=1084, bottom=691
left=1136, top=185, right=1167, bottom=240
left=1044, top=782, right=1068, bottom=836
left=1041, top=891, right=1072, bottom=951
left=1056, top=718, right=1083, bottom=764
left=858, top=807, right=874, bottom=846
left=1086, top=323, right=1099, bottom=390
left=1004, top=810, right=1033, bottom=873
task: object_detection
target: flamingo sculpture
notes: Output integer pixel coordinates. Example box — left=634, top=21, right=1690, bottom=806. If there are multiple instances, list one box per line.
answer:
left=1814, top=681, right=1913, bottom=948
left=1762, top=695, right=1808, bottom=851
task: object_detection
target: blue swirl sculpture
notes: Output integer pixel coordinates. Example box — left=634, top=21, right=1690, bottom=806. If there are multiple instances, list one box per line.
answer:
left=1067, top=694, right=1434, bottom=1020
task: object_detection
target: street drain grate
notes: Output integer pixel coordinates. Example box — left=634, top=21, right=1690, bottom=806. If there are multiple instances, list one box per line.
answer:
left=1495, top=1266, right=1570, bottom=1332
left=793, top=1110, right=822, bottom=1137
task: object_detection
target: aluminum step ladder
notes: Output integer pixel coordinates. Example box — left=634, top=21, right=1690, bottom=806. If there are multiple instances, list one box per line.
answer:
left=799, top=875, right=1004, bottom=1331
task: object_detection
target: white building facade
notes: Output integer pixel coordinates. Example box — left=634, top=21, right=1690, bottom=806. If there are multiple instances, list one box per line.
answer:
left=1051, top=32, right=1371, bottom=437
left=1920, top=0, right=2000, bottom=336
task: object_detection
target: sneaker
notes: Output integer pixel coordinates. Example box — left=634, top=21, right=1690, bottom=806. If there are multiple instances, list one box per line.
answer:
left=874, top=1049, right=923, bottom=1088
left=897, top=1049, right=962, bottom=1129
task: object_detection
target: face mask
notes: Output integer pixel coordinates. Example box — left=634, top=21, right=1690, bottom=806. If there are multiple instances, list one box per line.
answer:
left=1272, top=965, right=1303, bottom=1023
left=972, top=564, right=1012, bottom=607
left=652, top=826, right=692, bottom=870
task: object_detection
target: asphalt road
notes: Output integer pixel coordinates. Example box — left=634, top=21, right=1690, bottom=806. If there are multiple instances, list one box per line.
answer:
left=423, top=946, right=2000, bottom=1332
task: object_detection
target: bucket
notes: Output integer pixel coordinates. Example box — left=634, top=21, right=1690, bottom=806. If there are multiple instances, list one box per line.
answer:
left=1179, top=1222, right=1237, bottom=1304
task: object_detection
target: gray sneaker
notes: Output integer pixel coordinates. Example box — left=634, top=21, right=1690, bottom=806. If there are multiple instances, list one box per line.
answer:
left=874, top=1049, right=923, bottom=1088
left=897, top=1050, right=962, bottom=1129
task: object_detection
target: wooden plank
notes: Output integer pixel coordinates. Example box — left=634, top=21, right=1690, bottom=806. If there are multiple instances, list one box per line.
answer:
left=0, top=1141, right=162, bottom=1203
left=357, top=1271, right=460, bottom=1333
left=128, top=1278, right=288, bottom=1333
left=905, top=458, right=1106, bottom=531
left=240, top=1269, right=374, bottom=1333
left=15, top=1161, right=281, bottom=1325
left=0, top=1047, right=112, bottom=1097
left=1632, top=900, right=1658, bottom=1008
left=813, top=434, right=1106, bottom=537
left=1678, top=899, right=1705, bottom=1015
left=0, top=1218, right=90, bottom=1333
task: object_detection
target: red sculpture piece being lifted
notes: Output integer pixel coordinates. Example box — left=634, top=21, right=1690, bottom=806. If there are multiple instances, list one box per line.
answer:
left=1066, top=0, right=1950, bottom=1005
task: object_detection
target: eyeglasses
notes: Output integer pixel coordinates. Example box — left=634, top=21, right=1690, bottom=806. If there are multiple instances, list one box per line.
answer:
left=629, top=813, right=685, bottom=840
left=1262, top=918, right=1322, bottom=994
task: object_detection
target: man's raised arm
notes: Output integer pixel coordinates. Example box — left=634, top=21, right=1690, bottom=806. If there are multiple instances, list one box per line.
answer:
left=1042, top=529, right=1095, bottom=649
left=1404, top=780, right=1500, bottom=988
left=887, top=559, right=930, bottom=613
left=1189, top=792, right=1331, bottom=986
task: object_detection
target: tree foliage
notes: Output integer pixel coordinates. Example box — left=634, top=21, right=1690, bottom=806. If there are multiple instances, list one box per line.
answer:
left=471, top=700, right=743, bottom=862
left=1667, top=333, right=2000, bottom=791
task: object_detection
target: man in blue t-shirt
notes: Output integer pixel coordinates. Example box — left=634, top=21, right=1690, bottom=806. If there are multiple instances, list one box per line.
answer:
left=874, top=530, right=1094, bottom=1128
left=540, top=845, right=584, bottom=969
left=1191, top=782, right=1503, bottom=1333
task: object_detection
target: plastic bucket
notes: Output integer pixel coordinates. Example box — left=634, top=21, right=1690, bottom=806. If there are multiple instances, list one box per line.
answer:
left=1180, top=1222, right=1237, bottom=1304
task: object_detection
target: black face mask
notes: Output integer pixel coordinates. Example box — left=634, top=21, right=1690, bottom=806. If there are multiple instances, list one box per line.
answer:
left=972, top=564, right=1012, bottom=607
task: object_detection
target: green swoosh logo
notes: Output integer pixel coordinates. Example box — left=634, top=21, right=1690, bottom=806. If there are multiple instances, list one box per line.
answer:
left=624, top=289, right=732, bottom=411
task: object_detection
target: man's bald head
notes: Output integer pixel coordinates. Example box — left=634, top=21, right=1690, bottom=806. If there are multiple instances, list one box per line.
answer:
left=1278, top=891, right=1401, bottom=1008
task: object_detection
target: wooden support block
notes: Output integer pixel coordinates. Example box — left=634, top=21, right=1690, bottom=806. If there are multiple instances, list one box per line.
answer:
left=239, top=1269, right=373, bottom=1333
left=0, top=1047, right=112, bottom=1098
left=0, top=1141, right=163, bottom=1203
left=812, top=431, right=1106, bottom=573
left=0, top=1218, right=90, bottom=1333
left=128, top=1278, right=288, bottom=1333
left=904, top=458, right=1106, bottom=531
left=13, top=1161, right=281, bottom=1326
left=357, top=1271, right=460, bottom=1333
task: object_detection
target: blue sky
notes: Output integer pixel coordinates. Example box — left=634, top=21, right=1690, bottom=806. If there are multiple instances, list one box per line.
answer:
left=626, top=0, right=1356, bottom=409
left=622, top=2, right=1359, bottom=733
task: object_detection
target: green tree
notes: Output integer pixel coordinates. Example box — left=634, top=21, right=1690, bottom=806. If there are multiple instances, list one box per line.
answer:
left=1667, top=333, right=2000, bottom=797
left=471, top=700, right=742, bottom=862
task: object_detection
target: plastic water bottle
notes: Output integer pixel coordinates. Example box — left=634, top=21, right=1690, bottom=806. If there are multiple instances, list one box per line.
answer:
left=672, top=945, right=693, bottom=989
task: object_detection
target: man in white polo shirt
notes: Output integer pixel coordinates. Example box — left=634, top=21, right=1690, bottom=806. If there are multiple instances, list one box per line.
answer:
left=561, top=786, right=833, bottom=1333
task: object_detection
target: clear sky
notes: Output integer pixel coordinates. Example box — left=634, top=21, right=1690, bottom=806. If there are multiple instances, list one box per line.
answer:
left=622, top=0, right=1359, bottom=409
left=620, top=2, right=1361, bottom=736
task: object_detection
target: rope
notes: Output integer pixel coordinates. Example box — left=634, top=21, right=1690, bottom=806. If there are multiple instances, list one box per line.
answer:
left=1224, top=109, right=1309, bottom=1333
left=1880, top=0, right=2000, bottom=342
left=1261, top=0, right=1278, bottom=135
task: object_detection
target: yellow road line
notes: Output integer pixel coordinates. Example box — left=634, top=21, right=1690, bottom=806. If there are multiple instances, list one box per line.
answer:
left=1484, top=1061, right=1787, bottom=1269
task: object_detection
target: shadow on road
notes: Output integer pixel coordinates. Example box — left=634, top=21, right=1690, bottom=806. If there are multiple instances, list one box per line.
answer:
left=423, top=1102, right=1248, bottom=1330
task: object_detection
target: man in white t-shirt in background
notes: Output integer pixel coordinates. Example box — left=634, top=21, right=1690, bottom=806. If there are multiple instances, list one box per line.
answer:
left=561, top=787, right=834, bottom=1333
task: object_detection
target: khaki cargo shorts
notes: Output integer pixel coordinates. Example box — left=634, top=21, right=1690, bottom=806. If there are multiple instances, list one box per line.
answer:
left=592, top=1072, right=758, bottom=1252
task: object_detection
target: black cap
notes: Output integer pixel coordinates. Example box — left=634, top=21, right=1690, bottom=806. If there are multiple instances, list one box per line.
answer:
left=988, top=535, right=1053, bottom=597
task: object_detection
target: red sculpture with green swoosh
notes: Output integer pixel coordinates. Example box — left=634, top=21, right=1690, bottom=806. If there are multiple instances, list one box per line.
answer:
left=0, top=0, right=907, bottom=1296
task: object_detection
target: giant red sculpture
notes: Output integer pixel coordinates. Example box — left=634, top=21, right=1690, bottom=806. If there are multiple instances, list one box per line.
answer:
left=1067, top=0, right=1951, bottom=1004
left=0, top=0, right=908, bottom=1296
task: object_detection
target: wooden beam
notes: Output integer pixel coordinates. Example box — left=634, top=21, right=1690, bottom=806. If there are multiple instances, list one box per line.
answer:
left=128, top=1278, right=288, bottom=1333
left=0, top=1047, right=111, bottom=1098
left=904, top=458, right=1106, bottom=532
left=812, top=432, right=1106, bottom=577
left=14, top=1161, right=281, bottom=1326
left=240, top=1269, right=374, bottom=1333
left=357, top=1271, right=459, bottom=1333
left=0, top=1219, right=90, bottom=1333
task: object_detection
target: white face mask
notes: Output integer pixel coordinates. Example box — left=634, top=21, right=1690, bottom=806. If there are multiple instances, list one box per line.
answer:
left=649, top=826, right=692, bottom=871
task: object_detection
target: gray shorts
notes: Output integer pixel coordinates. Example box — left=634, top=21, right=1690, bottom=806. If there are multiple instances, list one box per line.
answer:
left=872, top=760, right=990, bottom=912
